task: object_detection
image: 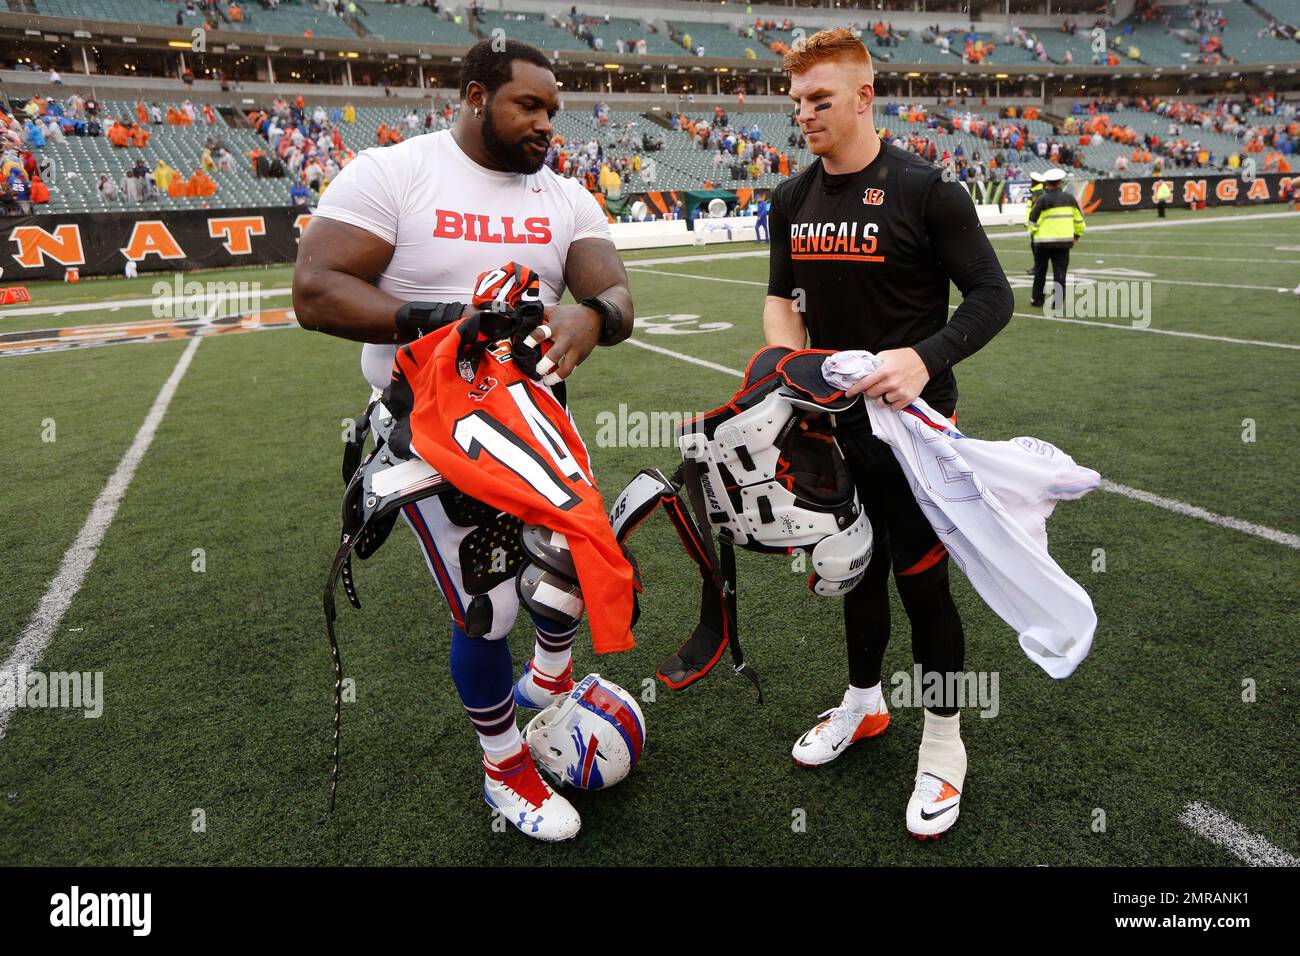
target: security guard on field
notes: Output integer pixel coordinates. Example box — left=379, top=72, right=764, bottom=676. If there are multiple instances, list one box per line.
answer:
left=1026, top=167, right=1085, bottom=309
left=1023, top=171, right=1044, bottom=273
left=1153, top=177, right=1174, bottom=218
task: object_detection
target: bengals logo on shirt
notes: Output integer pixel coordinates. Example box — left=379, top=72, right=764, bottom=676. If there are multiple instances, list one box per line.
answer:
left=862, top=188, right=885, bottom=206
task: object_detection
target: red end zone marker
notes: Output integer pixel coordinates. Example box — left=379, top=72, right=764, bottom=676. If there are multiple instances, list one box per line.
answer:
left=1, top=287, right=32, bottom=306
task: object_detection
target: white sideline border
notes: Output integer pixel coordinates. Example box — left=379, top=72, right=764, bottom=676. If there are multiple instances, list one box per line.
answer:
left=0, top=327, right=205, bottom=741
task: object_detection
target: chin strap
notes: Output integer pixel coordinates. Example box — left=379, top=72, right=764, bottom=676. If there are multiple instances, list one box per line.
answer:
left=608, top=467, right=761, bottom=702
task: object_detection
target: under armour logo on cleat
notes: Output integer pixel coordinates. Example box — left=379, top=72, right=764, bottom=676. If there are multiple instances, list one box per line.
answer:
left=516, top=812, right=544, bottom=833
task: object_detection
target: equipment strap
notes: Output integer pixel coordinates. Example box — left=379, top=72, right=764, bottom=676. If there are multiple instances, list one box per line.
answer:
left=609, top=466, right=761, bottom=700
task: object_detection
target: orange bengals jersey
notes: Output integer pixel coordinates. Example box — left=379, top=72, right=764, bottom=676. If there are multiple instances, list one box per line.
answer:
left=391, top=321, right=636, bottom=654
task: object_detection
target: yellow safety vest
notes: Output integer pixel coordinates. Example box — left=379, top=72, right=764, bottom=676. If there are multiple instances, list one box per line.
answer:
left=1027, top=190, right=1085, bottom=244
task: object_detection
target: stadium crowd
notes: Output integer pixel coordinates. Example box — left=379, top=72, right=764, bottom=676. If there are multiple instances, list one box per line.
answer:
left=1067, top=95, right=1297, bottom=173
left=566, top=8, right=650, bottom=55
left=674, top=108, right=796, bottom=181
left=4, top=73, right=1297, bottom=216
left=245, top=94, right=363, bottom=199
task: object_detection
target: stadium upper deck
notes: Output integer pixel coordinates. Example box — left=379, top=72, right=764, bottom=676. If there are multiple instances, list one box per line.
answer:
left=2, top=0, right=1299, bottom=75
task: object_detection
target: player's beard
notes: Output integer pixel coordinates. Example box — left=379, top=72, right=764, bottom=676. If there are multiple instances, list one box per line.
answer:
left=481, top=100, right=547, bottom=174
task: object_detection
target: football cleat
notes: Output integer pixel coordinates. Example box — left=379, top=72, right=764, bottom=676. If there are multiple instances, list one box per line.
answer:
left=906, top=772, right=961, bottom=840
left=482, top=743, right=580, bottom=842
left=513, top=658, right=575, bottom=710
left=791, top=690, right=890, bottom=768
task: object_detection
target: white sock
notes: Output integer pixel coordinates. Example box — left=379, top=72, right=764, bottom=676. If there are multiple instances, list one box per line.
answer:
left=468, top=689, right=523, bottom=765
left=532, top=623, right=577, bottom=678
left=532, top=644, right=573, bottom=678
left=917, top=709, right=967, bottom=792
left=843, top=682, right=882, bottom=713
left=481, top=726, right=523, bottom=766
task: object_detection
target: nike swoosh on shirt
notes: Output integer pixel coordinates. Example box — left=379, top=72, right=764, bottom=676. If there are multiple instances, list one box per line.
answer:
left=920, top=803, right=958, bottom=821
left=532, top=187, right=544, bottom=193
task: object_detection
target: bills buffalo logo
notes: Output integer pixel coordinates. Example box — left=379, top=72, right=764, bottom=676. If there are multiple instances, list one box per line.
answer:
left=469, top=375, right=499, bottom=402
left=862, top=188, right=885, bottom=206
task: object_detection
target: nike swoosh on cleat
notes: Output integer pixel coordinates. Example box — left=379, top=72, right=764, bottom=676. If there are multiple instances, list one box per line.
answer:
left=828, top=736, right=849, bottom=752
left=920, top=803, right=958, bottom=821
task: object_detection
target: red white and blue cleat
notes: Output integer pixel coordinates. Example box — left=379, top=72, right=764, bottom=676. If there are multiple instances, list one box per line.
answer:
left=482, top=743, right=581, bottom=842
left=514, top=659, right=575, bottom=710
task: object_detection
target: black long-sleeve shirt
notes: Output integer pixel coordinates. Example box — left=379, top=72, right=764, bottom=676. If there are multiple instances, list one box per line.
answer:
left=767, top=142, right=1013, bottom=416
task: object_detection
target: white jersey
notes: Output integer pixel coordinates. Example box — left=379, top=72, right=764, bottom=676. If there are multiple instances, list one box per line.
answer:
left=311, top=129, right=612, bottom=389
left=822, top=350, right=1102, bottom=679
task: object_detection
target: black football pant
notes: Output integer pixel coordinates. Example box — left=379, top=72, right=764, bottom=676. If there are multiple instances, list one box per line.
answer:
left=1032, top=244, right=1071, bottom=307
left=837, top=425, right=965, bottom=715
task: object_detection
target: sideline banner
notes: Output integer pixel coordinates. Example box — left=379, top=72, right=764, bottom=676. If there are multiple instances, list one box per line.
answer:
left=1068, top=172, right=1294, bottom=212
left=2, top=206, right=313, bottom=281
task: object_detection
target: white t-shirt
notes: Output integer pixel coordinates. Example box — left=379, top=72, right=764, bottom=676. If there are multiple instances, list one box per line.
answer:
left=311, top=129, right=613, bottom=389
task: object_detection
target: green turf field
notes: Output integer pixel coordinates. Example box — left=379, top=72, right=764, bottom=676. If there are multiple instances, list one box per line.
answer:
left=1, top=206, right=1297, bottom=866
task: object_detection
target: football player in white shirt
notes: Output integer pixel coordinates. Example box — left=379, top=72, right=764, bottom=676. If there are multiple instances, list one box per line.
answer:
left=293, top=39, right=635, bottom=843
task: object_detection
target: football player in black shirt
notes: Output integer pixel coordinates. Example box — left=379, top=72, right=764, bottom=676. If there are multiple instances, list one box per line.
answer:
left=764, top=29, right=1013, bottom=839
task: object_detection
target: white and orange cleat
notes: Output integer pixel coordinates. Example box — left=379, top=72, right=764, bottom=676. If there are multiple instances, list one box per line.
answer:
left=907, top=710, right=966, bottom=840
left=791, top=688, right=890, bottom=768
left=906, top=772, right=961, bottom=840
left=483, top=743, right=581, bottom=842
left=513, top=659, right=575, bottom=710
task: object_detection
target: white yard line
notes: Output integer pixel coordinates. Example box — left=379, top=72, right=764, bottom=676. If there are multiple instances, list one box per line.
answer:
left=621, top=337, right=754, bottom=377
left=1073, top=252, right=1299, bottom=266
left=1101, top=481, right=1300, bottom=550
left=626, top=250, right=769, bottom=267
left=1179, top=802, right=1300, bottom=866
left=0, top=332, right=203, bottom=741
left=628, top=267, right=1300, bottom=349
left=974, top=255, right=1288, bottom=292
left=627, top=267, right=765, bottom=285
left=627, top=267, right=766, bottom=287
left=1009, top=310, right=1300, bottom=350
left=622, top=337, right=1300, bottom=549
left=1070, top=238, right=1300, bottom=248
left=984, top=208, right=1300, bottom=239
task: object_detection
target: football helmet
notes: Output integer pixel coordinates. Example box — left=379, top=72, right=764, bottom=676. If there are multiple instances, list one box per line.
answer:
left=523, top=674, right=646, bottom=790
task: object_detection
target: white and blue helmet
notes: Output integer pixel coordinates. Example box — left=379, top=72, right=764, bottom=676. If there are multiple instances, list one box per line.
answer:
left=523, top=674, right=646, bottom=790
